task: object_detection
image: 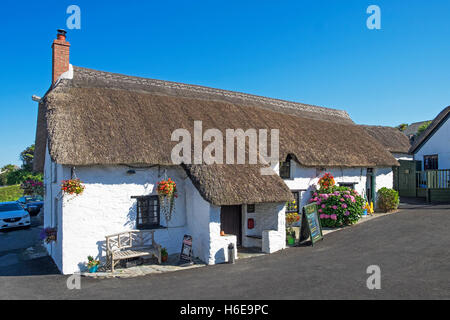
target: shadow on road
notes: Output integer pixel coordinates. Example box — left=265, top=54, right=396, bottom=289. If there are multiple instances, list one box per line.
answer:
left=0, top=215, right=60, bottom=277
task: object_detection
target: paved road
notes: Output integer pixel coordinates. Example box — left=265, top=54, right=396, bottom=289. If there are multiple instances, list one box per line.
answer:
left=0, top=202, right=449, bottom=299
left=0, top=215, right=58, bottom=276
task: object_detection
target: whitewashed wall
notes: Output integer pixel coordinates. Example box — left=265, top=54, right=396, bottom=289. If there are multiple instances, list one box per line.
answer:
left=57, top=165, right=190, bottom=274
left=278, top=159, right=394, bottom=208
left=414, top=117, right=450, bottom=170
left=43, top=147, right=64, bottom=271
left=243, top=202, right=286, bottom=251
left=43, top=157, right=252, bottom=274
left=374, top=167, right=394, bottom=191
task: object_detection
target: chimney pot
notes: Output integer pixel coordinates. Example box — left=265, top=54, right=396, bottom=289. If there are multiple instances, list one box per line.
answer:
left=57, top=29, right=67, bottom=41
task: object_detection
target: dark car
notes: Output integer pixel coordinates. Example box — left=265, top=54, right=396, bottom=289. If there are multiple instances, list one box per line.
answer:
left=17, top=196, right=44, bottom=216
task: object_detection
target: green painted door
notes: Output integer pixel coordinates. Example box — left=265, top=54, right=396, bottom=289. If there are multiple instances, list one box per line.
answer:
left=398, top=160, right=418, bottom=197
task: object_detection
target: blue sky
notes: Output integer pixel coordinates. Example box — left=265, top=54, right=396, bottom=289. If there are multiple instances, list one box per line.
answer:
left=0, top=0, right=449, bottom=167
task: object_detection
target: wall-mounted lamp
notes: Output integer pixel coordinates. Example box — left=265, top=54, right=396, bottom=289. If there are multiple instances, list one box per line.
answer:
left=126, top=169, right=136, bottom=175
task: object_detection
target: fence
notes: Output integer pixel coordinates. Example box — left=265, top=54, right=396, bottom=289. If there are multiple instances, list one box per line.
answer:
left=416, top=169, right=450, bottom=189
left=415, top=169, right=450, bottom=203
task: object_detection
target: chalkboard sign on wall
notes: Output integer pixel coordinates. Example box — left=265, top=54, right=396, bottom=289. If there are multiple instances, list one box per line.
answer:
left=300, top=203, right=324, bottom=246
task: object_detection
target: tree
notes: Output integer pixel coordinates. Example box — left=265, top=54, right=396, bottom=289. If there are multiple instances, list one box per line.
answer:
left=5, top=169, right=42, bottom=186
left=0, top=164, right=19, bottom=186
left=396, top=123, right=408, bottom=132
left=417, top=121, right=432, bottom=136
left=20, top=144, right=35, bottom=171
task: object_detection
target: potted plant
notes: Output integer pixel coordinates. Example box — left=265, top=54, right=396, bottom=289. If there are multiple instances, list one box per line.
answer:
left=87, top=255, right=100, bottom=273
left=161, top=248, right=168, bottom=263
left=40, top=227, right=57, bottom=244
left=285, top=212, right=300, bottom=246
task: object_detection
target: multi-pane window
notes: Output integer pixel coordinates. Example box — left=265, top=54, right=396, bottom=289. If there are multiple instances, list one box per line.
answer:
left=133, top=196, right=160, bottom=230
left=338, top=182, right=356, bottom=190
left=280, top=160, right=291, bottom=179
left=286, top=191, right=300, bottom=214
left=424, top=155, right=438, bottom=170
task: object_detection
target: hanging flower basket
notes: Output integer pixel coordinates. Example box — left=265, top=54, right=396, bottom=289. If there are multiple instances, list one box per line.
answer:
left=318, top=172, right=335, bottom=190
left=157, top=178, right=178, bottom=223
left=40, top=227, right=57, bottom=244
left=20, top=180, right=44, bottom=197
left=61, top=179, right=85, bottom=196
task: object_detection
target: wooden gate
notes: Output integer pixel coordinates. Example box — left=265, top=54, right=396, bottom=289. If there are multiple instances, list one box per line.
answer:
left=394, top=160, right=419, bottom=197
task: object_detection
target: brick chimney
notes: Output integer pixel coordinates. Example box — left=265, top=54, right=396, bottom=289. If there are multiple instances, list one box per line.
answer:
left=52, top=29, right=70, bottom=85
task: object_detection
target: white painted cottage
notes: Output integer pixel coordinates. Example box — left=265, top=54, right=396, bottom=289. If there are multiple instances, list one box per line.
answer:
left=410, top=106, right=450, bottom=170
left=34, top=31, right=399, bottom=274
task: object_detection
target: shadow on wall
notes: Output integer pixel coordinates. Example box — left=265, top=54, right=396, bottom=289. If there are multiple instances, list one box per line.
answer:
left=76, top=240, right=107, bottom=272
left=125, top=202, right=137, bottom=229
left=214, top=248, right=225, bottom=264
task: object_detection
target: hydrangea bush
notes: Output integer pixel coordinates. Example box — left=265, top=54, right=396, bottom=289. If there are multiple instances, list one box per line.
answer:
left=309, top=186, right=365, bottom=228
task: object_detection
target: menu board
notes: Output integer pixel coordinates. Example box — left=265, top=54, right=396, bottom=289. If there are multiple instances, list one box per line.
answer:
left=179, top=234, right=193, bottom=264
left=301, top=203, right=324, bottom=246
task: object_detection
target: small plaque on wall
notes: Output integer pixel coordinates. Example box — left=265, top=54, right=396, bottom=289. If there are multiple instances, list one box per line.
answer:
left=247, top=204, right=255, bottom=213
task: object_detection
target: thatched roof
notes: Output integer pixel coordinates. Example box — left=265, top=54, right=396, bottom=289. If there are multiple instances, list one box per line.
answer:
left=361, top=125, right=411, bottom=154
left=183, top=164, right=293, bottom=205
left=34, top=66, right=398, bottom=205
left=410, top=106, right=450, bottom=154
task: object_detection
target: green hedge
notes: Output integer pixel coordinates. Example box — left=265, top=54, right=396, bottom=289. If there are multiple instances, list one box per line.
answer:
left=0, top=185, right=23, bottom=202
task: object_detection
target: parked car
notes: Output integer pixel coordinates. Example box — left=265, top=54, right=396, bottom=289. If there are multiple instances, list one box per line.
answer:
left=17, top=196, right=44, bottom=216
left=0, top=202, right=31, bottom=230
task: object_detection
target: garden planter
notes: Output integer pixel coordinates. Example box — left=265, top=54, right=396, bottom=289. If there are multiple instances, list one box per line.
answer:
left=162, top=255, right=168, bottom=263
left=286, top=234, right=295, bottom=245
left=88, top=265, right=98, bottom=273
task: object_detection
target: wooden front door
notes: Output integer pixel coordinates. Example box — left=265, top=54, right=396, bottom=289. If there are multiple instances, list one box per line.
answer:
left=220, top=205, right=242, bottom=246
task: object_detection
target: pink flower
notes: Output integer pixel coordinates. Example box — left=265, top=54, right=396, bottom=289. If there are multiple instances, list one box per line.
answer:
left=321, top=204, right=326, bottom=209
left=320, top=214, right=325, bottom=218
left=341, top=204, right=347, bottom=209
left=318, top=209, right=323, bottom=213
left=331, top=214, right=337, bottom=220
left=324, top=215, right=330, bottom=219
left=332, top=205, right=338, bottom=210
left=344, top=211, right=350, bottom=216
left=340, top=198, right=345, bottom=202
left=313, top=193, right=318, bottom=197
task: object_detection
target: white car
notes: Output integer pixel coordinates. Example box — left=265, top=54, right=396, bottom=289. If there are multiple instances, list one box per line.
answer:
left=0, top=202, right=31, bottom=230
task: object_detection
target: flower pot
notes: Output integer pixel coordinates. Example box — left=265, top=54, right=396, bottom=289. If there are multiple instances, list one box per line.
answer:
left=287, top=234, right=295, bottom=245
left=88, top=265, right=98, bottom=273
left=162, top=255, right=168, bottom=263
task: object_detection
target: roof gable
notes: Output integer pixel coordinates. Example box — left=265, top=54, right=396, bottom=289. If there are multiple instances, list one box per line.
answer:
left=410, top=106, right=450, bottom=154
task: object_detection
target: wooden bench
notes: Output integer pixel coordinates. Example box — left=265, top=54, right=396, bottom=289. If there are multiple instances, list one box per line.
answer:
left=105, top=230, right=162, bottom=272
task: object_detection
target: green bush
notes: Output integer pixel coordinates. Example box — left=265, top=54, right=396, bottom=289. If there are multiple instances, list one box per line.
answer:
left=377, top=188, right=399, bottom=212
left=0, top=185, right=24, bottom=202
left=5, top=169, right=43, bottom=186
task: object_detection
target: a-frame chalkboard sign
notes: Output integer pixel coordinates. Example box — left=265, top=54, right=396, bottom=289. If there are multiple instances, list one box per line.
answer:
left=178, top=234, right=194, bottom=266
left=299, top=203, right=324, bottom=246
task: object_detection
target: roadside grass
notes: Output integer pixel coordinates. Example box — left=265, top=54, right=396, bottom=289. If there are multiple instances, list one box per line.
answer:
left=0, top=185, right=23, bottom=202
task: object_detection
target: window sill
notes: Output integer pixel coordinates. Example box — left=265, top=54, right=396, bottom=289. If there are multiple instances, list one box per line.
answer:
left=137, top=226, right=167, bottom=231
